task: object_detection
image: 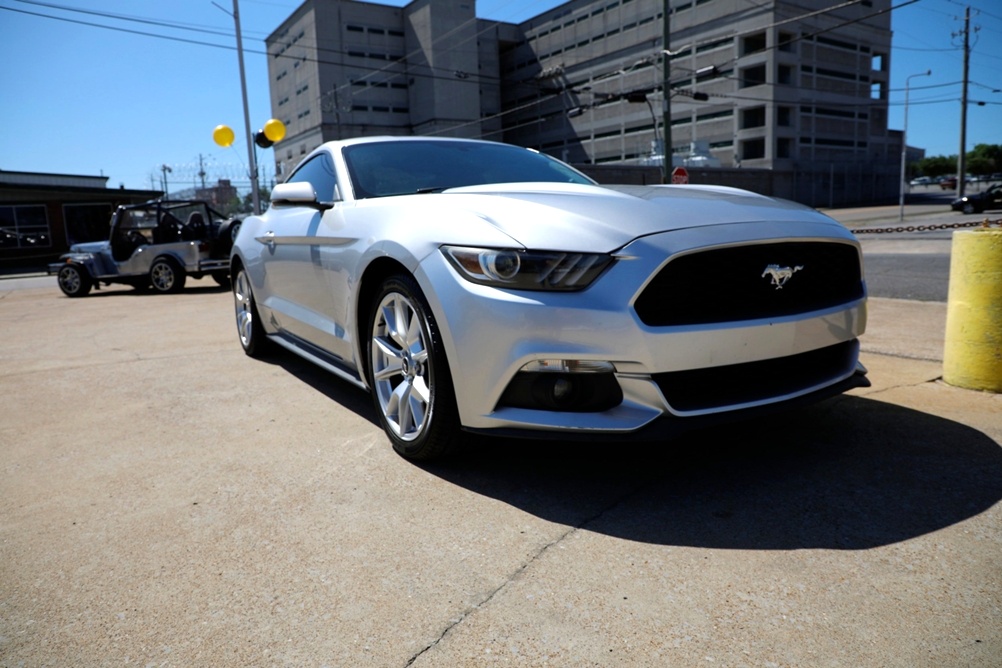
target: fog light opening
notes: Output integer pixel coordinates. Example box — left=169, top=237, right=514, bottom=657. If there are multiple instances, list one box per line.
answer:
left=497, top=366, right=624, bottom=413
left=539, top=374, right=579, bottom=409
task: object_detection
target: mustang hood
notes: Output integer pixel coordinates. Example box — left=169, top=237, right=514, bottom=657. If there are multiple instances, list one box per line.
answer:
left=435, top=182, right=844, bottom=252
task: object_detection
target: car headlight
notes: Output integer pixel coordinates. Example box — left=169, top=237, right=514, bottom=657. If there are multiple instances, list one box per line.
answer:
left=442, top=246, right=614, bottom=291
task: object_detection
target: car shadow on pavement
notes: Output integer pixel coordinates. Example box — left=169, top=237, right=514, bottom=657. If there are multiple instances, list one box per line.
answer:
left=263, top=350, right=381, bottom=428
left=250, top=350, right=1001, bottom=551
left=421, top=395, right=1002, bottom=551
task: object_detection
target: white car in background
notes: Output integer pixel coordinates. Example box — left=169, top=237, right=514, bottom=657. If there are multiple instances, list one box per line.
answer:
left=230, top=137, right=868, bottom=460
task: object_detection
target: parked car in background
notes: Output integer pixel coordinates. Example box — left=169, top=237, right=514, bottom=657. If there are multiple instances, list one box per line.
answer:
left=50, top=200, right=240, bottom=297
left=230, top=136, right=869, bottom=461
left=909, top=176, right=931, bottom=187
left=951, top=184, right=1002, bottom=214
left=940, top=176, right=958, bottom=190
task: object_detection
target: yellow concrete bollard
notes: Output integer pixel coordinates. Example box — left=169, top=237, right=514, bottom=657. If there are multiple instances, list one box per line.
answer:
left=943, top=227, right=1002, bottom=392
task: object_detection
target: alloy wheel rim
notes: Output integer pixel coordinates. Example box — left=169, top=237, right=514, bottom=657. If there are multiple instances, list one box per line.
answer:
left=59, top=268, right=80, bottom=293
left=371, top=292, right=431, bottom=441
left=152, top=263, right=174, bottom=291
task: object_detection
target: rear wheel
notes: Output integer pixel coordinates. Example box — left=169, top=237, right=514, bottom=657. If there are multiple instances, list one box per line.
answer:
left=367, top=274, right=458, bottom=461
left=150, top=258, right=186, bottom=293
left=56, top=264, right=92, bottom=297
left=233, top=268, right=272, bottom=357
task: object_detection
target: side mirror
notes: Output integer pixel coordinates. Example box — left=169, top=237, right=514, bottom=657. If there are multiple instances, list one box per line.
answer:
left=270, top=182, right=335, bottom=210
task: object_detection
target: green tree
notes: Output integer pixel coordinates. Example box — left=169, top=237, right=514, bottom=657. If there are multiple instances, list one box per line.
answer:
left=968, top=143, right=1001, bottom=176
left=913, top=144, right=1001, bottom=180
left=916, top=155, right=956, bottom=179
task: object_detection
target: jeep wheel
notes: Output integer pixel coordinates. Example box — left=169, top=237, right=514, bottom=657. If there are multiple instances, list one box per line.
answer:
left=57, top=264, right=92, bottom=298
left=211, top=270, right=231, bottom=289
left=150, top=258, right=186, bottom=293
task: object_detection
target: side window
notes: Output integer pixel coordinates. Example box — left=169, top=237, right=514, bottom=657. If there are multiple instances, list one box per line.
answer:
left=286, top=152, right=338, bottom=201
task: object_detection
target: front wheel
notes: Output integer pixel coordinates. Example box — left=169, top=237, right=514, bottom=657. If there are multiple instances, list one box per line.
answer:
left=367, top=274, right=459, bottom=461
left=150, top=258, right=186, bottom=293
left=56, top=264, right=92, bottom=297
left=962, top=202, right=976, bottom=214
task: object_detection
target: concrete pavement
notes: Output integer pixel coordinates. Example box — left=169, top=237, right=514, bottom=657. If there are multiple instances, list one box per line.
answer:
left=0, top=210, right=999, bottom=667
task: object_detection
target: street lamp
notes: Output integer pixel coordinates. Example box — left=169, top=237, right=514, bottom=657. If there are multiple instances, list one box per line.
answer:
left=898, top=69, right=931, bottom=221
left=160, top=164, right=172, bottom=198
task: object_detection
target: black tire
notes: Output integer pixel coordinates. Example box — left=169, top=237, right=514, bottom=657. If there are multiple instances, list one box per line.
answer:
left=149, top=258, right=186, bottom=293
left=56, top=264, right=92, bottom=298
left=214, top=219, right=241, bottom=256
left=962, top=202, right=976, bottom=214
left=233, top=268, right=273, bottom=357
left=366, top=274, right=459, bottom=461
left=211, top=270, right=231, bottom=289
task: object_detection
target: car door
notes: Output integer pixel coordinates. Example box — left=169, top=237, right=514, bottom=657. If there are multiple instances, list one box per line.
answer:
left=259, top=151, right=346, bottom=355
left=990, top=186, right=1002, bottom=210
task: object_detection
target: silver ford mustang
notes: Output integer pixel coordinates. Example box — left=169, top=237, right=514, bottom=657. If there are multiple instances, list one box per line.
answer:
left=231, top=136, right=868, bottom=460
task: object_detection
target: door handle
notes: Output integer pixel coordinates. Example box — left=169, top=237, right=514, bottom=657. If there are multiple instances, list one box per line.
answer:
left=255, top=231, right=276, bottom=251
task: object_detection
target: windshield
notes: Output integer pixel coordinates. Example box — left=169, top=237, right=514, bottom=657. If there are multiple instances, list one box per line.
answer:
left=342, top=140, right=595, bottom=199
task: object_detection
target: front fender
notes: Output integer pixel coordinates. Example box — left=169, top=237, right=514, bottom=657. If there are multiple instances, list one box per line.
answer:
left=47, top=253, right=97, bottom=275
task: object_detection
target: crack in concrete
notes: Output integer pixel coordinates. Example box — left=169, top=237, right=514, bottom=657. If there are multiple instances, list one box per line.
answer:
left=402, top=484, right=647, bottom=667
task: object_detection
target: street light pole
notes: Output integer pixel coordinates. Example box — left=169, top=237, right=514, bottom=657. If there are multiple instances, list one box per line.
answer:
left=160, top=163, right=172, bottom=198
left=898, top=69, right=931, bottom=222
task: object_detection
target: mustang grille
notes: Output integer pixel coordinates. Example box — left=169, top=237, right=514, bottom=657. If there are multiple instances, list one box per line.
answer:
left=633, top=241, right=863, bottom=326
left=653, top=340, right=859, bottom=413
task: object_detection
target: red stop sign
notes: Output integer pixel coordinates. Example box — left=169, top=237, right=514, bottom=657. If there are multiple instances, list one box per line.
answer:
left=671, top=166, right=689, bottom=184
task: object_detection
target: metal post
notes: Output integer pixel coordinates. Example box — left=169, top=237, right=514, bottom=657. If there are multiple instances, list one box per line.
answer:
left=232, top=0, right=261, bottom=215
left=899, top=70, right=931, bottom=221
left=661, top=0, right=671, bottom=183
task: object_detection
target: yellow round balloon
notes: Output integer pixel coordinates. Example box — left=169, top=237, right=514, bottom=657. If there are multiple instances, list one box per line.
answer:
left=212, top=124, right=235, bottom=148
left=263, top=118, right=286, bottom=143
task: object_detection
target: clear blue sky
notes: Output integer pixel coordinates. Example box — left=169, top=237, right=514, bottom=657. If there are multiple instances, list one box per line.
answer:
left=1, top=0, right=999, bottom=192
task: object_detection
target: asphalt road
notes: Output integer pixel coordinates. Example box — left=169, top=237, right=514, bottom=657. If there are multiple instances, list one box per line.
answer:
left=2, top=267, right=1000, bottom=665
left=2, top=198, right=999, bottom=666
left=857, top=232, right=952, bottom=302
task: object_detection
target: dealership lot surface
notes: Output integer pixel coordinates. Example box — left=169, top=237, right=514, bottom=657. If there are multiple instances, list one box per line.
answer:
left=1, top=277, right=1000, bottom=667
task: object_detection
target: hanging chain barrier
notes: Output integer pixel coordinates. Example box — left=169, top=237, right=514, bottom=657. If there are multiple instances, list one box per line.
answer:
left=851, top=218, right=1002, bottom=235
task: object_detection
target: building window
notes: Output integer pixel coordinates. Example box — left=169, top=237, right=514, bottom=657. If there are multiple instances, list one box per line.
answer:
left=871, top=82, right=885, bottom=100
left=872, top=52, right=886, bottom=72
left=777, top=106, right=793, bottom=127
left=778, top=65, right=793, bottom=85
left=740, top=138, right=765, bottom=160
left=0, top=205, right=51, bottom=248
left=741, top=32, right=766, bottom=56
left=63, top=202, right=112, bottom=245
left=740, top=106, right=766, bottom=129
left=740, top=64, right=766, bottom=88
left=776, top=137, right=793, bottom=159
left=778, top=31, right=796, bottom=53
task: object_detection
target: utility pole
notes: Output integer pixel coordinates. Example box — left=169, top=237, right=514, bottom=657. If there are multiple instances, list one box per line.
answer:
left=957, top=5, right=970, bottom=199
left=232, top=0, right=260, bottom=214
left=661, top=0, right=671, bottom=183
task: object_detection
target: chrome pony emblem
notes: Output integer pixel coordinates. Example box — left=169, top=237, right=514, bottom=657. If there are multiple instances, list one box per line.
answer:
left=761, top=264, right=803, bottom=289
